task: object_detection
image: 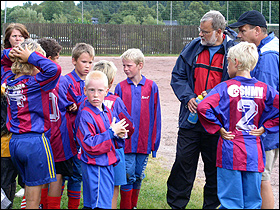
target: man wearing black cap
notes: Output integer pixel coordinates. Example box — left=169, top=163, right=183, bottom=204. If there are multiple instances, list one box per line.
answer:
left=229, top=10, right=279, bottom=209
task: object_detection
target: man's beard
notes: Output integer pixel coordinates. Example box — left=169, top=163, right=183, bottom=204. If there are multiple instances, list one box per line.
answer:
left=201, top=31, right=218, bottom=46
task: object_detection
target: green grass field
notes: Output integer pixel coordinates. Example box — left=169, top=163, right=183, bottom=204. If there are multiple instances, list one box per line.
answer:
left=12, top=155, right=203, bottom=209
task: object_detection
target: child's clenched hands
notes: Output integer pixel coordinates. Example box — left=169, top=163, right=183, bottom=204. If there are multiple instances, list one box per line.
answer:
left=110, top=117, right=129, bottom=138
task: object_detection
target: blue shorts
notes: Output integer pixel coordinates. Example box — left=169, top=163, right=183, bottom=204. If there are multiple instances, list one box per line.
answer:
left=124, top=153, right=149, bottom=188
left=81, top=162, right=114, bottom=209
left=114, top=148, right=127, bottom=186
left=217, top=167, right=262, bottom=209
left=9, top=133, right=56, bottom=186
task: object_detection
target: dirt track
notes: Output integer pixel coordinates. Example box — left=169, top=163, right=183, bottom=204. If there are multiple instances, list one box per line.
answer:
left=60, top=56, right=279, bottom=209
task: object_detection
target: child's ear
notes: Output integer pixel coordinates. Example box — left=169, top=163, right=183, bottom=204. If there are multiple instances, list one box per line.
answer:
left=84, top=86, right=87, bottom=96
left=72, top=57, right=76, bottom=66
left=234, top=58, right=239, bottom=68
left=138, top=62, right=144, bottom=70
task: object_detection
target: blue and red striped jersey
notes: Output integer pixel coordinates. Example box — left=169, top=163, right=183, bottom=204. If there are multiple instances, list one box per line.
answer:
left=64, top=69, right=87, bottom=106
left=74, top=100, right=125, bottom=166
left=3, top=51, right=61, bottom=134
left=197, top=76, right=279, bottom=172
left=45, top=75, right=78, bottom=162
left=104, top=92, right=134, bottom=138
left=114, top=75, right=161, bottom=157
left=1, top=48, right=14, bottom=84
left=64, top=69, right=87, bottom=130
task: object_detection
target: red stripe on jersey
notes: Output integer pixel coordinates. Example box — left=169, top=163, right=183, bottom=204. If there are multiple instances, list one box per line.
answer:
left=120, top=81, right=132, bottom=115
left=18, top=87, right=32, bottom=132
left=256, top=137, right=264, bottom=172
left=216, top=138, right=223, bottom=168
left=138, top=80, right=153, bottom=153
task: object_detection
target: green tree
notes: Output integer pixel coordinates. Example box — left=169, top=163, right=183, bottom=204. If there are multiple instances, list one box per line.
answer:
left=122, top=15, right=140, bottom=25
left=108, top=13, right=123, bottom=24
left=42, top=1, right=63, bottom=21
left=227, top=1, right=253, bottom=23
left=8, top=7, right=47, bottom=23
left=142, top=14, right=165, bottom=25
left=52, top=13, right=68, bottom=23
left=178, top=1, right=209, bottom=25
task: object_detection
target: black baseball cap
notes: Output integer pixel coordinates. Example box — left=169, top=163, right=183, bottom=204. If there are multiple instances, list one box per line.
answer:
left=229, top=10, right=267, bottom=29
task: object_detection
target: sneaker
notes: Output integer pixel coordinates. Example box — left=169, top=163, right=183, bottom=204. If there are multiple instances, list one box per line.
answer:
left=15, top=188, right=25, bottom=197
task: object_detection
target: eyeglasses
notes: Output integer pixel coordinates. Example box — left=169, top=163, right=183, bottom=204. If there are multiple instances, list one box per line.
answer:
left=197, top=27, right=214, bottom=35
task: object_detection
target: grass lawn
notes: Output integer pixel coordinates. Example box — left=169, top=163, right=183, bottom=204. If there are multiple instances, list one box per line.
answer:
left=12, top=155, right=203, bottom=209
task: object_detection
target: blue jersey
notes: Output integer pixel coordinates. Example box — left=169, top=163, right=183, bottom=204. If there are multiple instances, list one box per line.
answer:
left=64, top=69, right=87, bottom=131
left=197, top=76, right=279, bottom=172
left=75, top=100, right=125, bottom=166
left=114, top=75, right=161, bottom=157
left=45, top=75, right=79, bottom=162
left=1, top=48, right=13, bottom=84
left=3, top=50, right=61, bottom=134
left=104, top=92, right=134, bottom=138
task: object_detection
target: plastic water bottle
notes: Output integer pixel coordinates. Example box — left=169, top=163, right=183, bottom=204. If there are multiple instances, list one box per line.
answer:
left=187, top=95, right=204, bottom=124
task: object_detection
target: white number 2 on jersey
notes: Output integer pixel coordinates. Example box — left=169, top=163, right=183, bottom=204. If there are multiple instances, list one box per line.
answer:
left=236, top=99, right=258, bottom=132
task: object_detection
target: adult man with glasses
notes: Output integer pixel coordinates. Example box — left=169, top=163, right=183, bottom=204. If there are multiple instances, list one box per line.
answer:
left=167, top=10, right=237, bottom=209
left=229, top=10, right=279, bottom=209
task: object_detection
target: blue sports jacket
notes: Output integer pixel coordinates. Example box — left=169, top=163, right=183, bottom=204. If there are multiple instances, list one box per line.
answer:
left=251, top=32, right=279, bottom=151
left=171, top=27, right=237, bottom=129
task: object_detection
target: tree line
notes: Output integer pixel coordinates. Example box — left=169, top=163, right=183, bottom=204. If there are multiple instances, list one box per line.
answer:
left=1, top=1, right=279, bottom=27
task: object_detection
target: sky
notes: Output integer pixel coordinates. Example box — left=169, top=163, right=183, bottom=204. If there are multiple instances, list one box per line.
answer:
left=1, top=1, right=79, bottom=9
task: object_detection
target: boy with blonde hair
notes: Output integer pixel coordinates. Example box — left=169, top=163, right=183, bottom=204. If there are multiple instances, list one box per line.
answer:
left=93, top=60, right=134, bottom=208
left=64, top=42, right=95, bottom=209
left=197, top=42, right=279, bottom=209
left=74, top=71, right=128, bottom=209
left=115, top=48, right=161, bottom=209
left=2, top=39, right=60, bottom=209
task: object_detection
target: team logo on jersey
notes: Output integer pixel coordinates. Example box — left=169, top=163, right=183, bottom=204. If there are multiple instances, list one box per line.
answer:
left=142, top=96, right=150, bottom=100
left=6, top=85, right=26, bottom=107
left=228, top=84, right=263, bottom=99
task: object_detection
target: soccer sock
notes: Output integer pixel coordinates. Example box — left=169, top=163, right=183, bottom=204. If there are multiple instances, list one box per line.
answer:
left=120, top=184, right=133, bottom=209
left=21, top=196, right=26, bottom=209
left=40, top=188, right=49, bottom=209
left=67, top=190, right=81, bottom=209
left=131, top=188, right=140, bottom=208
left=61, top=185, right=65, bottom=196
left=47, top=196, right=61, bottom=209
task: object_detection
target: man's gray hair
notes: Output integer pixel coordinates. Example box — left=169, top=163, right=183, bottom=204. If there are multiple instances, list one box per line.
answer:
left=200, top=10, right=226, bottom=32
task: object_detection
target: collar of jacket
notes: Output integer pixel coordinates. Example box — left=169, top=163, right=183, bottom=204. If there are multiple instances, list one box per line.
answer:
left=181, top=33, right=232, bottom=66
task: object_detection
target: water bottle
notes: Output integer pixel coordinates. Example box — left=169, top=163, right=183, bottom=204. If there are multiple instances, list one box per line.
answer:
left=187, top=95, right=204, bottom=124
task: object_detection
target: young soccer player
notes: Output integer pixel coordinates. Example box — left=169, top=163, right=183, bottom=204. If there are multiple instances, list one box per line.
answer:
left=2, top=39, right=61, bottom=209
left=63, top=43, right=95, bottom=209
left=115, top=48, right=161, bottom=209
left=74, top=70, right=128, bottom=209
left=38, top=37, right=79, bottom=209
left=93, top=60, right=135, bottom=209
left=197, top=42, right=279, bottom=209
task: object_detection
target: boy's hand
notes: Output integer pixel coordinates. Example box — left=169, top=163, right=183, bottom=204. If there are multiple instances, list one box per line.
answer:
left=219, top=127, right=235, bottom=140
left=110, top=117, right=129, bottom=138
left=67, top=103, right=77, bottom=112
left=11, top=44, right=31, bottom=63
left=249, top=126, right=265, bottom=136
